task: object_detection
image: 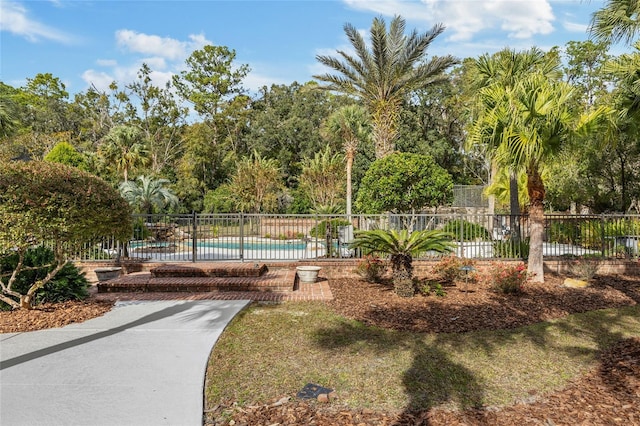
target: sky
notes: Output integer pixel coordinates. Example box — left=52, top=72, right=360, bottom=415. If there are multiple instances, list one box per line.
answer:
left=0, top=0, right=617, bottom=98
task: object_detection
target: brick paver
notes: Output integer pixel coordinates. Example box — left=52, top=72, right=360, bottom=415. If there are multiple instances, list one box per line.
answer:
left=91, top=273, right=333, bottom=303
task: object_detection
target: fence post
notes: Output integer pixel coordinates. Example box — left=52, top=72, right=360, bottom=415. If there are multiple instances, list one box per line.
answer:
left=601, top=213, right=606, bottom=258
left=458, top=212, right=465, bottom=258
left=239, top=213, right=244, bottom=261
left=192, top=211, right=197, bottom=262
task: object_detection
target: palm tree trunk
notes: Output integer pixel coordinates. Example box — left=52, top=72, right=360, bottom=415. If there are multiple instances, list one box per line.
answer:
left=527, top=167, right=545, bottom=283
left=371, top=101, right=399, bottom=159
left=509, top=169, right=521, bottom=244
left=391, top=254, right=414, bottom=297
left=346, top=152, right=354, bottom=218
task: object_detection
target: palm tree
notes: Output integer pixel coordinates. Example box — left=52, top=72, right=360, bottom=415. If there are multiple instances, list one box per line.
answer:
left=470, top=72, right=607, bottom=282
left=590, top=0, right=640, bottom=44
left=323, top=105, right=370, bottom=218
left=101, top=125, right=149, bottom=182
left=349, top=229, right=454, bottom=297
left=119, top=175, right=179, bottom=215
left=314, top=15, right=457, bottom=159
left=470, top=48, right=560, bottom=239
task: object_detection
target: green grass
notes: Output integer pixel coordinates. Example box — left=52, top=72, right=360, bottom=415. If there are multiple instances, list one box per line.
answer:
left=205, top=303, right=640, bottom=412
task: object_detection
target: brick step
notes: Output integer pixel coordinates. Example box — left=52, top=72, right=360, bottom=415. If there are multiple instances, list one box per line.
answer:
left=150, top=262, right=268, bottom=278
left=97, top=269, right=296, bottom=294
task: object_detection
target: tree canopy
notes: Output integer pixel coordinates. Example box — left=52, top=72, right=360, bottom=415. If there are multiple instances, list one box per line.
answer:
left=0, top=161, right=132, bottom=308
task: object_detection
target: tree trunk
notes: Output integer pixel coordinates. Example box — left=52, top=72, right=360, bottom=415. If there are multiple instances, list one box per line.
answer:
left=527, top=167, right=545, bottom=283
left=346, top=152, right=353, bottom=218
left=392, top=254, right=414, bottom=297
left=371, top=101, right=399, bottom=159
left=509, top=169, right=521, bottom=244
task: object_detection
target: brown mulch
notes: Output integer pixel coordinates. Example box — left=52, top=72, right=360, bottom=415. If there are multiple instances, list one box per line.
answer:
left=206, top=273, right=640, bottom=425
left=327, top=273, right=640, bottom=334
left=0, top=300, right=113, bottom=333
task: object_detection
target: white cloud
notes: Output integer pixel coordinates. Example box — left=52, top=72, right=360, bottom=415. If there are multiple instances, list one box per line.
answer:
left=343, top=0, right=557, bottom=41
left=0, top=1, right=72, bottom=43
left=81, top=69, right=115, bottom=92
left=563, top=21, right=588, bottom=33
left=115, top=29, right=210, bottom=61
left=96, top=59, right=118, bottom=67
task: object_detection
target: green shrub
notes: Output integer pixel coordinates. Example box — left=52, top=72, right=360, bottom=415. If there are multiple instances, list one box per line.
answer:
left=493, top=239, right=530, bottom=259
left=442, top=220, right=491, bottom=241
left=133, top=219, right=151, bottom=240
left=548, top=220, right=581, bottom=245
left=0, top=246, right=89, bottom=309
left=417, top=279, right=446, bottom=297
left=309, top=219, right=352, bottom=239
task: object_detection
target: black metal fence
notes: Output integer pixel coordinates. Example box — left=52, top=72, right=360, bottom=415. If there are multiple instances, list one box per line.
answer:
left=71, top=213, right=640, bottom=262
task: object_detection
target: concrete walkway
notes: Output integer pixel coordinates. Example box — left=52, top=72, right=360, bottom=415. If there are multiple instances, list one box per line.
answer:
left=0, top=300, right=249, bottom=426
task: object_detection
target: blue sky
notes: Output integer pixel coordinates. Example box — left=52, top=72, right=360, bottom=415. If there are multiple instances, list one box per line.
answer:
left=0, top=0, right=615, bottom=97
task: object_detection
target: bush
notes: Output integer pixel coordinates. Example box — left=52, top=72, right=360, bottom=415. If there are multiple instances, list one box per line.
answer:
left=417, top=279, right=446, bottom=297
left=490, top=262, right=528, bottom=294
left=0, top=247, right=88, bottom=309
left=442, top=220, right=491, bottom=241
left=493, top=239, right=530, bottom=259
left=354, top=255, right=386, bottom=282
left=309, top=219, right=352, bottom=239
left=431, top=255, right=476, bottom=284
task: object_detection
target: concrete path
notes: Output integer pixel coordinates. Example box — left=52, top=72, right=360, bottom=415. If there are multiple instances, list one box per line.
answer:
left=0, top=300, right=249, bottom=426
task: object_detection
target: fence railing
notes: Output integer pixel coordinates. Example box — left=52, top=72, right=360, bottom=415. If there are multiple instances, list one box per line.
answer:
left=72, top=213, right=640, bottom=262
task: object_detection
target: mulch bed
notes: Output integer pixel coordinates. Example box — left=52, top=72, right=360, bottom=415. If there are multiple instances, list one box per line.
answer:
left=0, top=300, right=113, bottom=333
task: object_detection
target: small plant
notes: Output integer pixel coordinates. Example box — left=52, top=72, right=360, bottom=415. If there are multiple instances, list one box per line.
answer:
left=278, top=234, right=287, bottom=240
left=490, top=262, right=528, bottom=294
left=570, top=259, right=600, bottom=282
left=432, top=255, right=476, bottom=284
left=296, top=232, right=305, bottom=240
left=264, top=233, right=272, bottom=239
left=355, top=254, right=386, bottom=282
left=417, top=279, right=446, bottom=297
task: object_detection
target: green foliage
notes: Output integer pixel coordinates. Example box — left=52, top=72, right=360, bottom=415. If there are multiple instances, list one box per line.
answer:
left=133, top=218, right=151, bottom=240
left=44, top=141, right=87, bottom=170
left=490, top=262, right=528, bottom=294
left=417, top=279, right=447, bottom=297
left=0, top=161, right=131, bottom=308
left=350, top=229, right=454, bottom=296
left=442, top=220, right=491, bottom=241
left=493, top=239, right=530, bottom=259
left=298, top=145, right=345, bottom=211
left=203, top=184, right=237, bottom=213
left=355, top=152, right=453, bottom=214
left=119, top=175, right=179, bottom=214
left=0, top=247, right=88, bottom=309
left=309, top=219, right=351, bottom=239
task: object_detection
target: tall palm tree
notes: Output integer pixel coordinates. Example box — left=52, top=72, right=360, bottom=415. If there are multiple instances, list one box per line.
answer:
left=101, top=125, right=149, bottom=182
left=590, top=0, right=640, bottom=44
left=314, top=15, right=457, bottom=159
left=323, top=105, right=370, bottom=218
left=470, top=72, right=607, bottom=282
left=349, top=229, right=454, bottom=297
left=119, top=175, right=179, bottom=215
left=470, top=48, right=560, bottom=237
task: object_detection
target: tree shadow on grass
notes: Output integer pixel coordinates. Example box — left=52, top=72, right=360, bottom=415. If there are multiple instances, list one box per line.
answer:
left=313, top=320, right=486, bottom=423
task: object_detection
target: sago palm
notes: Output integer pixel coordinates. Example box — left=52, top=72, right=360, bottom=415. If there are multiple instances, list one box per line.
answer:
left=349, top=229, right=454, bottom=297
